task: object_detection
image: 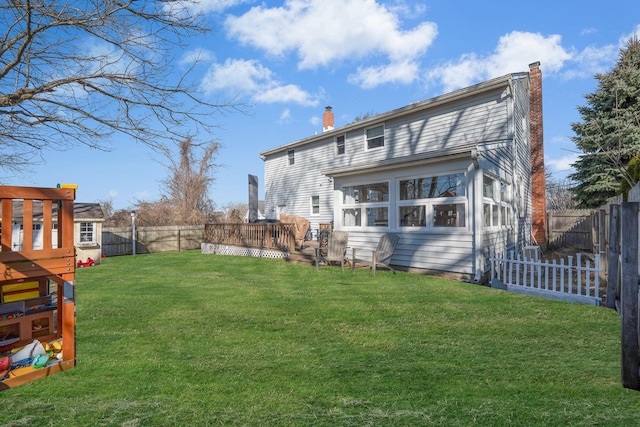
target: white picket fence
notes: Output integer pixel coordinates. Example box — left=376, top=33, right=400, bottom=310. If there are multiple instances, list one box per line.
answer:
left=489, top=250, right=601, bottom=306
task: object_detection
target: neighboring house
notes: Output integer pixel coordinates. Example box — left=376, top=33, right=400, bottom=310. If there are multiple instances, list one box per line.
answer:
left=244, top=200, right=266, bottom=223
left=0, top=201, right=105, bottom=264
left=260, top=63, right=547, bottom=281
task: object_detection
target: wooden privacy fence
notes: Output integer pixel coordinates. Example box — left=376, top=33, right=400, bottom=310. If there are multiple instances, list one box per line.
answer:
left=203, top=223, right=296, bottom=253
left=591, top=182, right=640, bottom=391
left=102, top=225, right=204, bottom=256
left=547, top=209, right=594, bottom=249
left=490, top=251, right=601, bottom=306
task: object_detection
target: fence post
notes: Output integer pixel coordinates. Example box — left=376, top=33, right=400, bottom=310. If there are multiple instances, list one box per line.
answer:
left=592, top=210, right=599, bottom=253
left=606, top=204, right=621, bottom=309
left=621, top=202, right=639, bottom=390
left=599, top=209, right=607, bottom=280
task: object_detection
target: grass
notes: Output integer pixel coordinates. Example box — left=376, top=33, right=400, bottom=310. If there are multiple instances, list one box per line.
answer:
left=2, top=250, right=639, bottom=426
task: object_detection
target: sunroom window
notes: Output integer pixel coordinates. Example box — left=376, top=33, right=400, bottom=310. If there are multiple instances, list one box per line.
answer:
left=483, top=176, right=510, bottom=227
left=433, top=204, right=466, bottom=227
left=342, top=182, right=389, bottom=228
left=398, top=173, right=467, bottom=229
left=400, top=205, right=426, bottom=227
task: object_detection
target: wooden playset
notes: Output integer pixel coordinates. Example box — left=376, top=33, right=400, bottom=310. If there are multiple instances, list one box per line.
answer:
left=0, top=185, right=76, bottom=390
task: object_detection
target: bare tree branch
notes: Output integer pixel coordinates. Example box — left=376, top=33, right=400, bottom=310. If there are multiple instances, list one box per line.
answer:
left=0, top=0, right=240, bottom=174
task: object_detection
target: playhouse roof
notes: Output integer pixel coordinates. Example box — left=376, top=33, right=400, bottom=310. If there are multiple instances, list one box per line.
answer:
left=0, top=202, right=104, bottom=221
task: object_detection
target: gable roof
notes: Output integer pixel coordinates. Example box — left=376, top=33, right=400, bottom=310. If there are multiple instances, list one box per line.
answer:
left=260, top=71, right=529, bottom=158
left=0, top=202, right=105, bottom=221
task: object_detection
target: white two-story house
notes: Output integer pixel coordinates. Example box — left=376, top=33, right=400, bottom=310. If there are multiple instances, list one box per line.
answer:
left=260, top=63, right=547, bottom=281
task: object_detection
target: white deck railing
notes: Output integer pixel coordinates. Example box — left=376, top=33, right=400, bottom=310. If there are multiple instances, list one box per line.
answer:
left=489, top=250, right=601, bottom=306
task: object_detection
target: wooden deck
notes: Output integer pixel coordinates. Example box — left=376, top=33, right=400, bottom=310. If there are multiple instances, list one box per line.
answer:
left=286, top=240, right=320, bottom=265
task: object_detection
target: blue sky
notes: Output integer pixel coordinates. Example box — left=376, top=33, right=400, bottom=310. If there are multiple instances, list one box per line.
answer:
left=5, top=0, right=640, bottom=210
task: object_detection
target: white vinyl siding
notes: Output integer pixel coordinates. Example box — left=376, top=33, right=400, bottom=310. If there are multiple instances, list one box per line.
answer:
left=261, top=77, right=532, bottom=278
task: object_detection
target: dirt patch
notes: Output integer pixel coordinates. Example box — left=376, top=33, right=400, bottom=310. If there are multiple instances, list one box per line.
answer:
left=540, top=245, right=606, bottom=303
left=540, top=245, right=595, bottom=262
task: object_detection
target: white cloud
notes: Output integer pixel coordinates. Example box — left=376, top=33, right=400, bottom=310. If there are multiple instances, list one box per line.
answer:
left=349, top=60, right=420, bottom=89
left=255, top=84, right=318, bottom=106
left=310, top=115, right=321, bottom=127
left=620, top=24, right=640, bottom=46
left=427, top=31, right=572, bottom=92
left=164, top=0, right=252, bottom=14
left=224, top=0, right=437, bottom=88
left=546, top=153, right=579, bottom=175
left=564, top=44, right=618, bottom=79
left=279, top=109, right=292, bottom=123
left=179, top=48, right=216, bottom=66
left=200, top=58, right=319, bottom=106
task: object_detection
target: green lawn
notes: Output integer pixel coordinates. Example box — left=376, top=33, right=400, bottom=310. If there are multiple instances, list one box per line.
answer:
left=2, top=251, right=638, bottom=426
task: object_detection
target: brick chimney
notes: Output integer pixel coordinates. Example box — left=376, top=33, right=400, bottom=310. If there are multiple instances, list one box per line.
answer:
left=529, top=61, right=547, bottom=247
left=323, top=106, right=334, bottom=132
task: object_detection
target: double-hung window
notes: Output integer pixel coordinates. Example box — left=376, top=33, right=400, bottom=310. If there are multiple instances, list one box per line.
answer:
left=287, top=149, right=295, bottom=166
left=80, top=222, right=95, bottom=243
left=365, top=125, right=384, bottom=149
left=398, top=173, right=466, bottom=229
left=311, top=195, right=320, bottom=215
left=336, top=135, right=345, bottom=155
left=342, top=182, right=389, bottom=227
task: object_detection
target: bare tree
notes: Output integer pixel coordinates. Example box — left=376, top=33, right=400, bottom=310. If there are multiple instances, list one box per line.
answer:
left=0, top=1, right=234, bottom=174
left=162, top=136, right=219, bottom=225
left=546, top=171, right=577, bottom=211
left=223, top=202, right=248, bottom=223
left=98, top=198, right=113, bottom=221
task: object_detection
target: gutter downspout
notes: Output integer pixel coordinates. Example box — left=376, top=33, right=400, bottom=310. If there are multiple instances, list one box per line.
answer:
left=471, top=148, right=482, bottom=283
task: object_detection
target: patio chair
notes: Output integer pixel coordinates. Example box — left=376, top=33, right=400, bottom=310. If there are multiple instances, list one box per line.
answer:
left=349, top=233, right=400, bottom=277
left=315, top=231, right=349, bottom=272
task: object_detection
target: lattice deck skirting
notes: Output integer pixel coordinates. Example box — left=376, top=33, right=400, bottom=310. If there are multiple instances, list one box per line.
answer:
left=201, top=243, right=289, bottom=259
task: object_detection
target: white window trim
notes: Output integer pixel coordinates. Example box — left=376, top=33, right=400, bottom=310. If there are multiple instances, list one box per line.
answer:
left=310, top=195, right=320, bottom=216
left=341, top=181, right=390, bottom=229
left=397, top=172, right=468, bottom=231
left=364, top=124, right=385, bottom=151
left=79, top=221, right=95, bottom=244
left=335, top=134, right=346, bottom=156
left=483, top=174, right=513, bottom=229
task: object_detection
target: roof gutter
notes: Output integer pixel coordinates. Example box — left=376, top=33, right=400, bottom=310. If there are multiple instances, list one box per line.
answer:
left=323, top=144, right=477, bottom=178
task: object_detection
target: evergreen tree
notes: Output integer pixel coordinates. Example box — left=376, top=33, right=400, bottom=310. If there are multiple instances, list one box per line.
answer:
left=620, top=154, right=640, bottom=196
left=569, top=36, right=640, bottom=208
